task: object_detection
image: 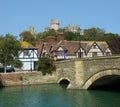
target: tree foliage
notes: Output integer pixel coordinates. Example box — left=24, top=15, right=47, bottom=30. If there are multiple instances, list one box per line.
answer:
left=64, top=31, right=77, bottom=40
left=20, top=31, right=36, bottom=45
left=108, top=36, right=120, bottom=54
left=0, top=34, right=23, bottom=72
left=83, top=27, right=105, bottom=41
left=37, top=57, right=56, bottom=75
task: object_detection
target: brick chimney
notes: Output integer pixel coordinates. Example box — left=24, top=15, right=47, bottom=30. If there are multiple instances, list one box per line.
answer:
left=58, top=32, right=64, bottom=41
left=47, top=36, right=55, bottom=43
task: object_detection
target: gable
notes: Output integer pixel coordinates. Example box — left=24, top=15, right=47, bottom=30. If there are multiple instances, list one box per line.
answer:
left=105, top=47, right=111, bottom=52
left=19, top=48, right=38, bottom=59
left=57, top=46, right=64, bottom=51
left=88, top=43, right=103, bottom=53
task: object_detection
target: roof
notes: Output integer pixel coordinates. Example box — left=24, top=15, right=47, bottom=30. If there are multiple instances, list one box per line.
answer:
left=20, top=41, right=36, bottom=49
left=36, top=40, right=44, bottom=54
left=96, top=41, right=109, bottom=52
left=36, top=40, right=110, bottom=56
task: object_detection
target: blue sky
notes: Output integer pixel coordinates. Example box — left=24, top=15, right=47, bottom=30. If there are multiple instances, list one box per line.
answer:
left=0, top=0, right=120, bottom=37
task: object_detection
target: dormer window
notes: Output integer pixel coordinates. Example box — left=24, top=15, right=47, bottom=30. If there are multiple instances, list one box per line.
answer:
left=24, top=50, right=29, bottom=56
left=93, top=44, right=97, bottom=48
left=92, top=52, right=97, bottom=57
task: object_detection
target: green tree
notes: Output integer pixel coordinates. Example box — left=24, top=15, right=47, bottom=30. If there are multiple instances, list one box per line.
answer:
left=37, top=57, right=56, bottom=75
left=20, top=31, right=36, bottom=45
left=36, top=32, right=44, bottom=41
left=83, top=27, right=105, bottom=41
left=64, top=31, right=77, bottom=40
left=0, top=34, right=23, bottom=73
left=36, top=29, right=58, bottom=42
left=104, top=33, right=119, bottom=42
left=103, top=33, right=119, bottom=53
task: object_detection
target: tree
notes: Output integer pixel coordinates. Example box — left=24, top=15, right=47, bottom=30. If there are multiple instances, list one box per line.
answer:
left=109, top=36, right=120, bottom=54
left=37, top=57, right=56, bottom=75
left=83, top=27, right=105, bottom=41
left=104, top=33, right=119, bottom=42
left=0, top=34, right=23, bottom=73
left=20, top=31, right=36, bottom=45
left=64, top=31, right=77, bottom=41
left=36, top=32, right=44, bottom=41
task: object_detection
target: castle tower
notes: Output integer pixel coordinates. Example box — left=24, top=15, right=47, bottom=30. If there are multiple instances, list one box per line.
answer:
left=50, top=19, right=59, bottom=31
left=29, top=26, right=35, bottom=35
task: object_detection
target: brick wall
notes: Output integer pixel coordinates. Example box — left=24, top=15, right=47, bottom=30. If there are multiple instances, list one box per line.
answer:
left=0, top=73, right=21, bottom=86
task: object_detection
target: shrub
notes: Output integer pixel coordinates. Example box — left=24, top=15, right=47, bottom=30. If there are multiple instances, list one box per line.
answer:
left=37, top=57, right=56, bottom=75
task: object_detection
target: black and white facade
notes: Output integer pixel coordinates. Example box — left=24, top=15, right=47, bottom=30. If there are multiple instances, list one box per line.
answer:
left=18, top=44, right=39, bottom=71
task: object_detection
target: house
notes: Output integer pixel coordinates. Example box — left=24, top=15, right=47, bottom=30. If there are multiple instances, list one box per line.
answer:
left=86, top=41, right=112, bottom=57
left=18, top=41, right=39, bottom=71
left=36, top=38, right=112, bottom=60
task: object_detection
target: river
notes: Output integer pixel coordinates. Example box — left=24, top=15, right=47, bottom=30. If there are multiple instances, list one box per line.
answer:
left=0, top=84, right=120, bottom=107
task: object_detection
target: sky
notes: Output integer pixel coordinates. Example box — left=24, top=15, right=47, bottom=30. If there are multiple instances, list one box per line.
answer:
left=0, top=0, right=120, bottom=38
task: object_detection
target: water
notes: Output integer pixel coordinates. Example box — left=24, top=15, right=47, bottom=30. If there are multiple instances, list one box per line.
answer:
left=0, top=84, right=120, bottom=107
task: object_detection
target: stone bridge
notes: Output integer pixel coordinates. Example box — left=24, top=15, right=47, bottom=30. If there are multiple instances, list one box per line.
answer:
left=55, top=55, right=120, bottom=89
left=0, top=55, right=120, bottom=90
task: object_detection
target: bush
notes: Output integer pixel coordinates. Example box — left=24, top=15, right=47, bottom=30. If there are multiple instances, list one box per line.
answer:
left=37, top=57, right=56, bottom=75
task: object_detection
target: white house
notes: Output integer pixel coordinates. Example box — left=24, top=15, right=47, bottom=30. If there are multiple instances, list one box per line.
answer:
left=18, top=41, right=38, bottom=71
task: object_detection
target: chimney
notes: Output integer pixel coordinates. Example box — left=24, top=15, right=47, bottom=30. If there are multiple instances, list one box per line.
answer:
left=58, top=32, right=64, bottom=41
left=47, top=36, right=55, bottom=43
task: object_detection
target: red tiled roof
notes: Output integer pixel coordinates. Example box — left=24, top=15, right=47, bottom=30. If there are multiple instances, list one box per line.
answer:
left=36, top=41, right=44, bottom=54
left=36, top=40, right=110, bottom=56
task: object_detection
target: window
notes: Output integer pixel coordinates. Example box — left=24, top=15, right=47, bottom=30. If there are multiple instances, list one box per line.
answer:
left=24, top=50, right=29, bottom=56
left=42, top=52, right=48, bottom=57
left=56, top=51, right=63, bottom=56
left=92, top=52, right=97, bottom=57
left=93, top=44, right=97, bottom=49
left=106, top=52, right=110, bottom=56
left=78, top=52, right=83, bottom=58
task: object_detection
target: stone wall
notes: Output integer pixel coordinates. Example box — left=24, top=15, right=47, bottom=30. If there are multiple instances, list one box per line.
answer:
left=73, top=56, right=120, bottom=89
left=55, top=60, right=77, bottom=89
left=55, top=56, right=120, bottom=89
left=0, top=73, right=21, bottom=86
left=0, top=71, right=58, bottom=87
left=20, top=72, right=58, bottom=85
left=81, top=56, right=120, bottom=84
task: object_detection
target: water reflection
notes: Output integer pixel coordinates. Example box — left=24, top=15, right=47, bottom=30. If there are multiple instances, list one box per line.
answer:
left=0, top=84, right=120, bottom=107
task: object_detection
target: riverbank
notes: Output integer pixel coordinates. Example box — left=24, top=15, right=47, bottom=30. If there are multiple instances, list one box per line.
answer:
left=0, top=71, right=58, bottom=87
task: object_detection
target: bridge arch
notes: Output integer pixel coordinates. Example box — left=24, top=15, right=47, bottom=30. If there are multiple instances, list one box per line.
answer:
left=57, top=77, right=70, bottom=84
left=57, top=77, right=71, bottom=88
left=82, top=69, right=120, bottom=90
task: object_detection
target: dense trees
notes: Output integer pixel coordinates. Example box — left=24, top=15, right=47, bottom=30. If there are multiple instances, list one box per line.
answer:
left=0, top=34, right=23, bottom=73
left=35, top=27, right=119, bottom=43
